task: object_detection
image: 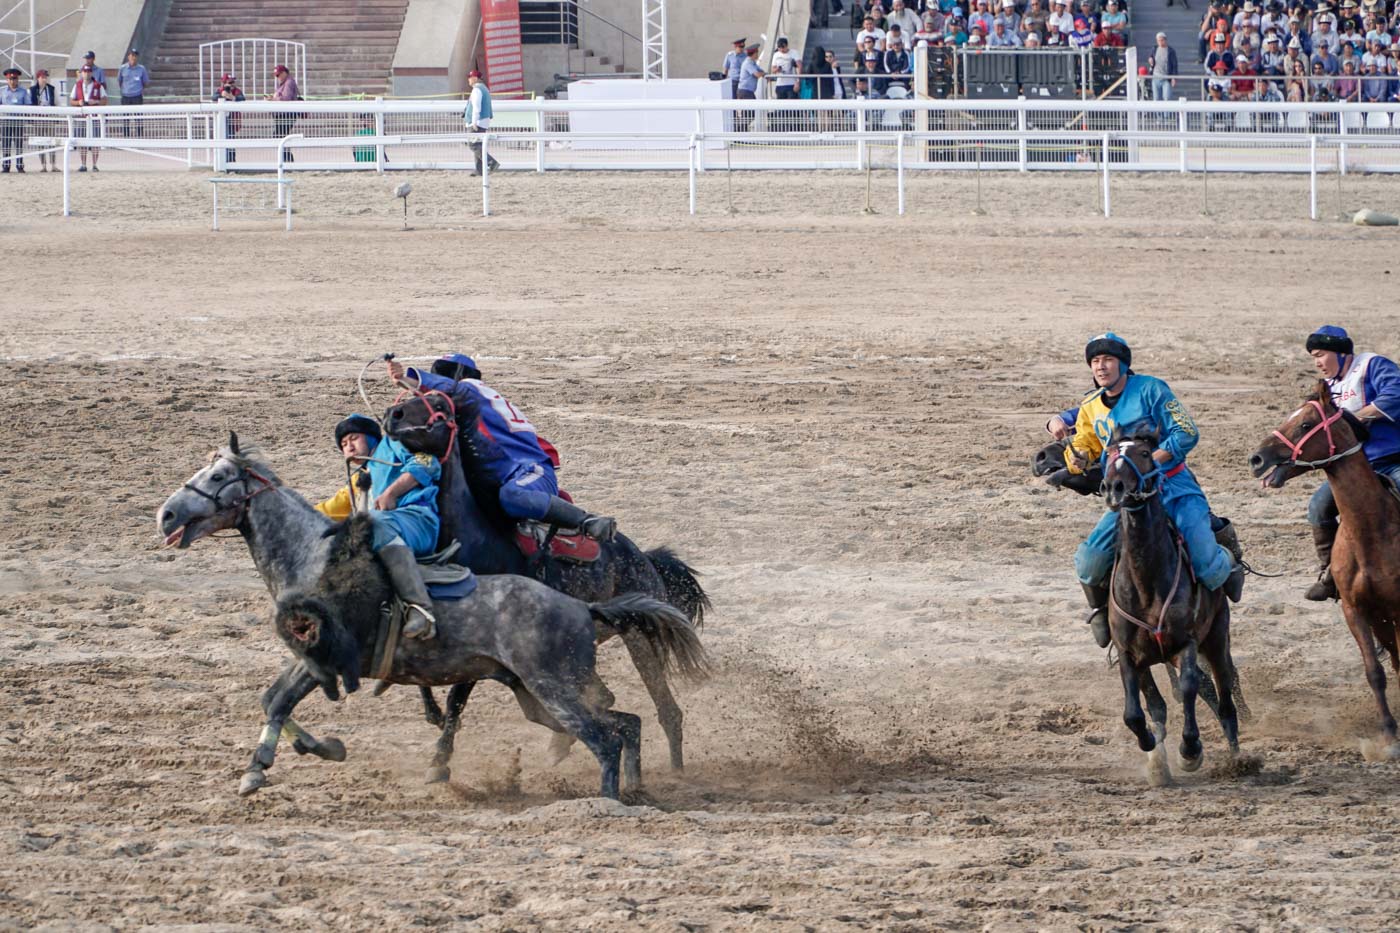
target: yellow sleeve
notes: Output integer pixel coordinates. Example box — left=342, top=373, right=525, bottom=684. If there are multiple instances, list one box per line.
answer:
left=314, top=486, right=354, bottom=521
left=1064, top=401, right=1103, bottom=474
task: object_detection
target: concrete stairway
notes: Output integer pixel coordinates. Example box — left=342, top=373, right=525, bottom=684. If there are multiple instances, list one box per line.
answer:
left=807, top=8, right=857, bottom=67
left=1130, top=0, right=1205, bottom=97
left=149, top=0, right=411, bottom=100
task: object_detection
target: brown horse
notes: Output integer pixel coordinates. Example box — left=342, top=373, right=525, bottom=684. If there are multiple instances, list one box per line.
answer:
left=1250, top=381, right=1400, bottom=753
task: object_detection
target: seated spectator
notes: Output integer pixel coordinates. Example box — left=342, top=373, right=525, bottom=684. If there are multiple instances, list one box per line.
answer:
left=1286, top=59, right=1308, bottom=98
left=989, top=18, right=1024, bottom=44
left=1234, top=1, right=1262, bottom=32
left=1069, top=16, right=1095, bottom=47
left=915, top=11, right=945, bottom=42
left=995, top=0, right=1021, bottom=34
left=1311, top=58, right=1336, bottom=97
left=1339, top=40, right=1360, bottom=71
left=854, top=34, right=882, bottom=68
left=1200, top=2, right=1226, bottom=60
left=1206, top=33, right=1236, bottom=73
left=869, top=3, right=890, bottom=29
left=968, top=0, right=994, bottom=35
left=1022, top=0, right=1048, bottom=41
left=888, top=0, right=922, bottom=37
left=1048, top=0, right=1076, bottom=35
left=1313, top=15, right=1342, bottom=54
left=1100, top=0, right=1127, bottom=39
left=884, top=36, right=912, bottom=89
left=1285, top=17, right=1312, bottom=54
left=1338, top=0, right=1363, bottom=33
left=1045, top=20, right=1068, bottom=44
left=1262, top=33, right=1287, bottom=70
left=1025, top=29, right=1043, bottom=47
left=1262, top=1, right=1290, bottom=37
left=1074, top=0, right=1099, bottom=31
left=967, top=32, right=985, bottom=49
left=862, top=49, right=888, bottom=94
left=1253, top=75, right=1286, bottom=101
left=857, top=16, right=887, bottom=49
left=1313, top=41, right=1341, bottom=73
left=1362, top=56, right=1388, bottom=100
left=1338, top=57, right=1362, bottom=97
left=1231, top=54, right=1257, bottom=97
left=1209, top=57, right=1233, bottom=94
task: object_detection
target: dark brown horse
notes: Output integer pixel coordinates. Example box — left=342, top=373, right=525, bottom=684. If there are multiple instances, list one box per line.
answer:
left=1104, top=424, right=1241, bottom=785
left=1250, top=381, right=1400, bottom=756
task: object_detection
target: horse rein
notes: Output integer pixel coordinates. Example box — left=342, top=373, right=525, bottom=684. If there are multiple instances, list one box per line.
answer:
left=183, top=461, right=275, bottom=528
left=1105, top=444, right=1164, bottom=507
left=390, top=386, right=459, bottom=466
left=1272, top=398, right=1364, bottom=470
left=1109, top=536, right=1187, bottom=653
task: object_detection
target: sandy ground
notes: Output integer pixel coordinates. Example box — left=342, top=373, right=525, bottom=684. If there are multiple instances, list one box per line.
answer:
left=4, top=169, right=1400, bottom=930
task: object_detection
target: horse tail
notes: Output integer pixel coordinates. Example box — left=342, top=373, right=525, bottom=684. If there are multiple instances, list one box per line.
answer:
left=644, top=546, right=713, bottom=629
left=589, top=592, right=712, bottom=682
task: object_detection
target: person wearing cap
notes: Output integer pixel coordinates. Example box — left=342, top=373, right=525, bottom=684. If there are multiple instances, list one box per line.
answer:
left=212, top=73, right=245, bottom=165
left=27, top=68, right=57, bottom=172
left=464, top=68, right=500, bottom=173
left=1313, top=12, right=1342, bottom=55
left=1295, top=327, right=1400, bottom=601
left=994, top=0, right=1021, bottom=34
left=1234, top=1, right=1261, bottom=32
left=1205, top=32, right=1236, bottom=80
left=1286, top=18, right=1313, bottom=55
left=988, top=17, right=1023, bottom=45
left=80, top=50, right=105, bottom=87
left=70, top=64, right=106, bottom=172
left=1065, top=333, right=1245, bottom=648
left=1048, top=0, right=1075, bottom=36
left=387, top=355, right=619, bottom=543
left=1149, top=32, right=1180, bottom=100
left=722, top=38, right=746, bottom=98
left=1261, top=32, right=1287, bottom=71
left=1024, top=29, right=1043, bottom=46
left=1, top=68, right=26, bottom=173
left=735, top=43, right=764, bottom=130
left=1313, top=36, right=1341, bottom=73
left=1021, top=0, right=1048, bottom=41
left=915, top=12, right=946, bottom=45
left=1068, top=15, right=1094, bottom=47
left=1099, top=0, right=1126, bottom=39
left=116, top=48, right=150, bottom=140
left=315, top=411, right=443, bottom=640
left=266, top=63, right=299, bottom=161
left=968, top=0, right=994, bottom=35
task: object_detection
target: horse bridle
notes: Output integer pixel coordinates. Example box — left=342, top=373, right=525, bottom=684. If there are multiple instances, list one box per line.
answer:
left=183, top=458, right=275, bottom=527
left=1272, top=398, right=1364, bottom=470
left=1105, top=444, right=1162, bottom=507
left=390, top=387, right=458, bottom=464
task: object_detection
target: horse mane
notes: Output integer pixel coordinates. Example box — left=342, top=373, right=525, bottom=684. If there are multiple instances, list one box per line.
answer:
left=215, top=436, right=283, bottom=487
left=1108, top=420, right=1160, bottom=448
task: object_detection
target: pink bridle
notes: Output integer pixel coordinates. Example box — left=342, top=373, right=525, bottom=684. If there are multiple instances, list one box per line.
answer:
left=1271, top=398, right=1363, bottom=469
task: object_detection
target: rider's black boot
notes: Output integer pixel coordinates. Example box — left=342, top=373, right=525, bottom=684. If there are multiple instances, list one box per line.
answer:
left=1223, top=563, right=1245, bottom=603
left=541, top=495, right=618, bottom=541
left=1082, top=582, right=1111, bottom=649
left=1304, top=523, right=1339, bottom=602
left=378, top=543, right=437, bottom=639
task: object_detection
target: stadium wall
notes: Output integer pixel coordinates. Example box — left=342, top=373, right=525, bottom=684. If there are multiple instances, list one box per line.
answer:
left=392, top=0, right=478, bottom=98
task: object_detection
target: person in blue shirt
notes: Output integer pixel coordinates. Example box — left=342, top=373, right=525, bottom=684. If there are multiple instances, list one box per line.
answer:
left=1300, top=325, right=1400, bottom=600
left=117, top=49, right=150, bottom=140
left=723, top=38, right=747, bottom=99
left=1063, top=333, right=1244, bottom=647
left=316, top=413, right=443, bottom=639
left=390, top=354, right=618, bottom=542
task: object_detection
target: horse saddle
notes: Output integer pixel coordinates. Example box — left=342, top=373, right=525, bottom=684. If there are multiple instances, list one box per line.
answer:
left=415, top=540, right=478, bottom=600
left=514, top=521, right=601, bottom=563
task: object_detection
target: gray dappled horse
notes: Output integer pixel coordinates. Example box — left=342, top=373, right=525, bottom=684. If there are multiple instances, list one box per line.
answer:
left=156, top=435, right=710, bottom=798
left=1102, top=424, right=1241, bottom=786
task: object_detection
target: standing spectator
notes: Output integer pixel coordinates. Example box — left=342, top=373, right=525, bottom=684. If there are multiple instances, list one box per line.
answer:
left=736, top=43, right=764, bottom=131
left=464, top=69, right=499, bottom=173
left=1022, top=0, right=1048, bottom=41
left=1, top=68, right=26, bottom=173
left=70, top=63, right=106, bottom=172
left=28, top=68, right=57, bottom=172
left=212, top=72, right=245, bottom=165
left=824, top=48, right=847, bottom=104
left=266, top=63, right=299, bottom=161
left=80, top=50, right=105, bottom=87
left=117, top=48, right=149, bottom=138
left=722, top=38, right=746, bottom=99
left=771, top=36, right=800, bottom=130
left=888, top=0, right=922, bottom=38
left=1149, top=32, right=1180, bottom=99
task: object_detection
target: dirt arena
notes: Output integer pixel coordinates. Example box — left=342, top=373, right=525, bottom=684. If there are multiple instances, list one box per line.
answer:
left=4, top=170, right=1400, bottom=930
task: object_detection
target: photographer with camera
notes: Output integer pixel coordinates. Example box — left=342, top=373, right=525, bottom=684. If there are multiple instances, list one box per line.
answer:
left=212, top=73, right=245, bottom=165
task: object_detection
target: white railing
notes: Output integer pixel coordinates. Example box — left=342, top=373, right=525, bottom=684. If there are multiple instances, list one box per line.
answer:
left=199, top=39, right=307, bottom=102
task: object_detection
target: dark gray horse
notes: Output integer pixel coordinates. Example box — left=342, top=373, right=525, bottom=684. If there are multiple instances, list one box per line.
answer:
left=156, top=435, right=710, bottom=798
left=384, top=389, right=711, bottom=771
left=1102, top=424, right=1241, bottom=786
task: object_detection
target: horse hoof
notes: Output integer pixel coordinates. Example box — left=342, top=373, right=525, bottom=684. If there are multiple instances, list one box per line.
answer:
left=1179, top=751, right=1204, bottom=773
left=1359, top=738, right=1400, bottom=762
left=546, top=732, right=575, bottom=766
left=238, top=770, right=268, bottom=797
left=424, top=765, right=451, bottom=784
left=1145, top=747, right=1173, bottom=787
left=313, top=737, right=347, bottom=762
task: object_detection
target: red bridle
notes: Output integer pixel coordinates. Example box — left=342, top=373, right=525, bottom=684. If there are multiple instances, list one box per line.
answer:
left=1271, top=398, right=1362, bottom=469
left=392, top=387, right=458, bottom=464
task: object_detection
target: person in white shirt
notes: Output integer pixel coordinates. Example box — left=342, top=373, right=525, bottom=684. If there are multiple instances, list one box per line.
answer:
left=464, top=69, right=499, bottom=174
left=856, top=16, right=888, bottom=50
left=70, top=63, right=106, bottom=172
left=1048, top=0, right=1076, bottom=35
left=771, top=36, right=801, bottom=100
left=887, top=0, right=922, bottom=40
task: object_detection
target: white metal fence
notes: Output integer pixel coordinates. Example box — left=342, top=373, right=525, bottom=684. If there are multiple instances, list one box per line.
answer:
left=199, top=39, right=307, bottom=102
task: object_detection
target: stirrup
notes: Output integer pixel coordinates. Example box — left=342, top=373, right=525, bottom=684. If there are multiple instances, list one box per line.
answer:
left=402, top=603, right=437, bottom=640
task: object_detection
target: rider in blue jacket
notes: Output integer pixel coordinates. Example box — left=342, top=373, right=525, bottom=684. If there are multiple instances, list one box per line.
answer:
left=1064, top=333, right=1244, bottom=647
left=319, top=413, right=442, bottom=640
left=1301, top=325, right=1400, bottom=600
left=391, top=353, right=617, bottom=541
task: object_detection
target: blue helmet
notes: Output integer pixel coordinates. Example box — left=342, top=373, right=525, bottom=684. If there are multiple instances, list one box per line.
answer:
left=333, top=413, right=382, bottom=450
left=430, top=352, right=481, bottom=382
left=1306, top=325, right=1353, bottom=356
left=1085, top=332, right=1131, bottom=368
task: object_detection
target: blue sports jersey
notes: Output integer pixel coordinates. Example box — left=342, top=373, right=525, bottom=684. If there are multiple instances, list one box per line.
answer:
left=408, top=368, right=553, bottom=485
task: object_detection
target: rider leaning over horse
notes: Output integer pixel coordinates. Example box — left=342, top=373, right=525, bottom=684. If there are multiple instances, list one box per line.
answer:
left=1065, top=333, right=1245, bottom=648
left=314, top=412, right=442, bottom=641
left=388, top=353, right=618, bottom=542
left=1301, top=325, right=1400, bottom=602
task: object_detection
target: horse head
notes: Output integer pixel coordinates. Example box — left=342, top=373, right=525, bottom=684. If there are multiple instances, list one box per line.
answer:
left=1103, top=422, right=1162, bottom=511
left=1249, top=381, right=1369, bottom=488
left=1032, top=436, right=1106, bottom=496
left=157, top=431, right=277, bottom=548
left=1032, top=437, right=1068, bottom=476
left=385, top=391, right=456, bottom=459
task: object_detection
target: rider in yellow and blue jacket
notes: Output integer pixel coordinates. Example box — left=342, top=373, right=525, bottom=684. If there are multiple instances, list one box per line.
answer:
left=1066, top=333, right=1244, bottom=647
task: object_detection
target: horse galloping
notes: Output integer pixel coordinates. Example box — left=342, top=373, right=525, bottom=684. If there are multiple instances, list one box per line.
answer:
left=1250, top=381, right=1400, bottom=755
left=1103, top=424, right=1241, bottom=785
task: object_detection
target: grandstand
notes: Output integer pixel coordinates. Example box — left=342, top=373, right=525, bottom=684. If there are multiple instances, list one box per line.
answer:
left=150, top=0, right=411, bottom=99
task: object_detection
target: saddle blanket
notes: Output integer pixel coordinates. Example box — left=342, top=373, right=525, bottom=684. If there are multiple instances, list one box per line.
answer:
left=514, top=522, right=601, bottom=563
